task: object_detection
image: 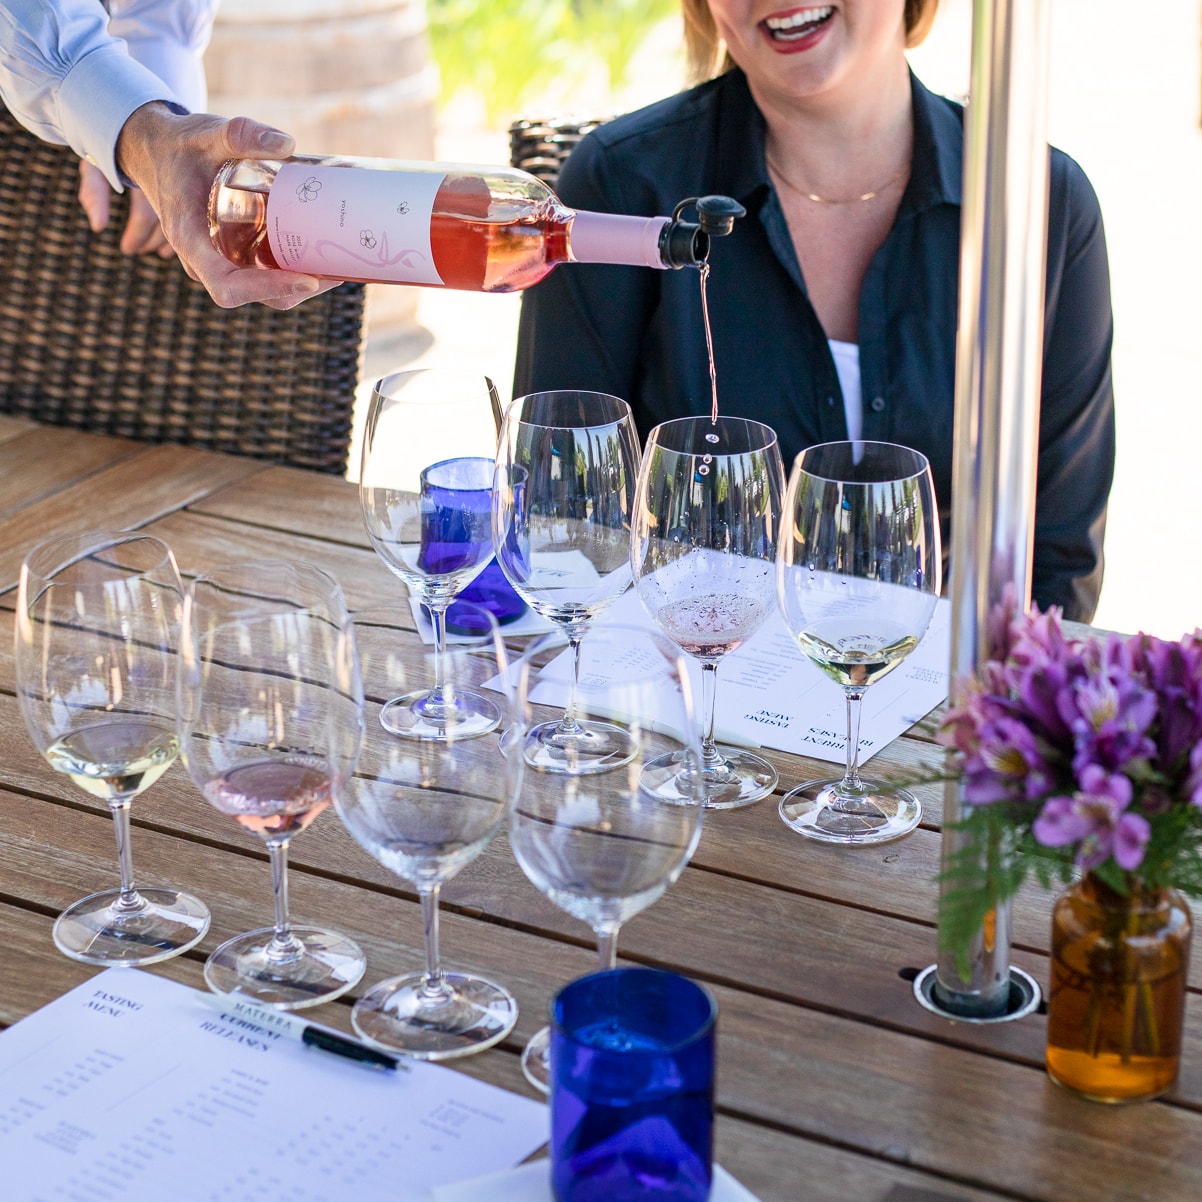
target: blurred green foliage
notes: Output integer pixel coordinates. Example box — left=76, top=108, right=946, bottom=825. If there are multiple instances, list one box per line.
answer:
left=427, top=0, right=679, bottom=125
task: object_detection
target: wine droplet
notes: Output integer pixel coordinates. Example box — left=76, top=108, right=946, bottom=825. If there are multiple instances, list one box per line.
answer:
left=704, top=432, right=719, bottom=444
left=698, top=465, right=710, bottom=476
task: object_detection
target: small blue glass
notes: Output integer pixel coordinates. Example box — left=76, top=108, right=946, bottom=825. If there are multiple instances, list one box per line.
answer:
left=550, top=968, right=716, bottom=1202
left=420, top=460, right=527, bottom=635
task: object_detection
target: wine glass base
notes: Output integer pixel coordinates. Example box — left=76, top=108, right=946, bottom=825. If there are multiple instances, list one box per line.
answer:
left=352, top=971, right=518, bottom=1061
left=779, top=779, right=921, bottom=844
left=53, top=887, right=211, bottom=967
left=204, top=925, right=366, bottom=1010
left=640, top=748, right=777, bottom=809
left=380, top=690, right=500, bottom=741
left=523, top=718, right=637, bottom=775
left=520, top=1024, right=551, bottom=1094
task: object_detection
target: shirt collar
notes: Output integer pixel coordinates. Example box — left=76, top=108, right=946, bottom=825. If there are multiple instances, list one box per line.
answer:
left=711, top=67, right=964, bottom=214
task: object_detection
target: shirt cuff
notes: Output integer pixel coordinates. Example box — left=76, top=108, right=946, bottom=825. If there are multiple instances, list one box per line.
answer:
left=56, top=43, right=185, bottom=191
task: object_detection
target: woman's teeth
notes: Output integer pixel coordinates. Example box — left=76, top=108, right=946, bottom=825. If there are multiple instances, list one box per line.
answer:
left=764, top=6, right=834, bottom=40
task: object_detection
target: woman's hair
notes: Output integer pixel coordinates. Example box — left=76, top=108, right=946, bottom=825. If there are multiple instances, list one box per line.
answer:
left=683, top=0, right=941, bottom=84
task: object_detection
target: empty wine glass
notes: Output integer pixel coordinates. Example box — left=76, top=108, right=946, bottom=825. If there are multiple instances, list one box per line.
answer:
left=776, top=441, right=941, bottom=844
left=360, top=368, right=503, bottom=739
left=633, top=415, right=786, bottom=808
left=508, top=625, right=705, bottom=1091
left=335, top=601, right=519, bottom=1059
left=15, top=531, right=211, bottom=965
left=493, top=390, right=641, bottom=773
left=178, top=560, right=366, bottom=1008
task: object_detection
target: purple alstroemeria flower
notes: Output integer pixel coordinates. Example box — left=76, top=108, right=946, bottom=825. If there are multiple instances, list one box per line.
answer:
left=1032, top=766, right=1150, bottom=873
left=960, top=715, right=1057, bottom=804
left=1134, top=633, right=1202, bottom=771
left=1059, top=665, right=1157, bottom=778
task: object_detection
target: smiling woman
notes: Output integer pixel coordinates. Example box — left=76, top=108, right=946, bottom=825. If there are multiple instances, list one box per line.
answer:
left=513, top=0, right=1116, bottom=625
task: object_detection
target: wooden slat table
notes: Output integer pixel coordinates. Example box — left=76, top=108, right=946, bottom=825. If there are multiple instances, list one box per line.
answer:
left=2, top=421, right=1199, bottom=1202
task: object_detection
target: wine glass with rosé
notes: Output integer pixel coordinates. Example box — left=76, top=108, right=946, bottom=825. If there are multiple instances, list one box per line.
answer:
left=776, top=441, right=941, bottom=844
left=632, top=416, right=786, bottom=808
left=15, top=530, right=211, bottom=965
left=177, top=560, right=366, bottom=1008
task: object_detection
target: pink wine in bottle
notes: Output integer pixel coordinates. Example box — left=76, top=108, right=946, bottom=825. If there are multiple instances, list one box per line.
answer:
left=209, top=157, right=744, bottom=292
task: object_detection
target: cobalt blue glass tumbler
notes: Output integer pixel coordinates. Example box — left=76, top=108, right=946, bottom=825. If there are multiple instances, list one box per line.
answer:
left=550, top=968, right=716, bottom=1202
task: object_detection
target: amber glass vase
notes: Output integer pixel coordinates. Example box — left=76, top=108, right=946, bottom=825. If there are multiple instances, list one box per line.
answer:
left=1046, top=874, right=1192, bottom=1102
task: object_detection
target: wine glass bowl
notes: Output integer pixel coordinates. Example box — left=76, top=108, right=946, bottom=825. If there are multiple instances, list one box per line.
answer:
left=335, top=603, right=519, bottom=1060
left=632, top=415, right=786, bottom=808
left=359, top=368, right=504, bottom=739
left=15, top=531, right=211, bottom=966
left=178, top=559, right=365, bottom=1008
left=776, top=440, right=941, bottom=844
left=493, top=390, right=642, bottom=773
left=508, top=625, right=705, bottom=1090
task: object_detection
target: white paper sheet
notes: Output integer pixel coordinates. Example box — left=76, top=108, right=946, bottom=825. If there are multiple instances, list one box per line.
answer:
left=531, top=590, right=952, bottom=765
left=432, top=1159, right=762, bottom=1201
left=0, top=969, right=547, bottom=1202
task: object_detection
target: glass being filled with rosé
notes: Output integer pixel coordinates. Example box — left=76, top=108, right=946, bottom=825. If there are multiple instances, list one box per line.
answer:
left=632, top=415, right=786, bottom=808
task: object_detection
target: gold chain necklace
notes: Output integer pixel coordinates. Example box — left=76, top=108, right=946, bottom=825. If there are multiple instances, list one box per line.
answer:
left=766, top=154, right=909, bottom=205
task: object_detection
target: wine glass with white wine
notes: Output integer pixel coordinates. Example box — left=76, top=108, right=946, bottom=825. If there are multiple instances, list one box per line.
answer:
left=15, top=531, right=211, bottom=965
left=776, top=441, right=940, bottom=844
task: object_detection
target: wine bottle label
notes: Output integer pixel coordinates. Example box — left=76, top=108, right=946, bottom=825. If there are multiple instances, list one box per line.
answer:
left=266, top=164, right=445, bottom=284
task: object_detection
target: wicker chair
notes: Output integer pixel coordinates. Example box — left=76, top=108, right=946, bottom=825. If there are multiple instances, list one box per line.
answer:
left=0, top=106, right=367, bottom=475
left=508, top=117, right=609, bottom=188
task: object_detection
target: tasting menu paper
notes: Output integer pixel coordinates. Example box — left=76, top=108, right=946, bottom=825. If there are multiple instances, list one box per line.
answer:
left=432, top=1159, right=762, bottom=1201
left=0, top=969, right=547, bottom=1202
left=521, top=591, right=951, bottom=766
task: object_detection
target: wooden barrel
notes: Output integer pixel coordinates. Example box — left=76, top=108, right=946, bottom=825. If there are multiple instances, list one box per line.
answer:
left=205, top=0, right=438, bottom=331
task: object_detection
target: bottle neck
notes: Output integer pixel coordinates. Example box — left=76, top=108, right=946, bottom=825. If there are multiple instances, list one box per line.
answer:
left=567, top=210, right=672, bottom=270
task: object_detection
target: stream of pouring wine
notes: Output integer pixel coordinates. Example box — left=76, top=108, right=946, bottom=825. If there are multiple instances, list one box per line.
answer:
left=700, top=262, right=719, bottom=425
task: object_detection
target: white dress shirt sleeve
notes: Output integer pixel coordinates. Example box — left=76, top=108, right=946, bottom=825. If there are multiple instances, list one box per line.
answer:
left=0, top=0, right=218, bottom=190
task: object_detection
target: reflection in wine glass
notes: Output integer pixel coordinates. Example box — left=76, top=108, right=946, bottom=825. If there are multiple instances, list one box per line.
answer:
left=360, top=368, right=503, bottom=739
left=633, top=415, right=786, bottom=808
left=776, top=440, right=941, bottom=844
left=508, top=625, right=705, bottom=1091
left=336, top=603, right=519, bottom=1059
left=15, top=531, right=211, bottom=965
left=178, top=560, right=365, bottom=1008
left=493, top=390, right=641, bottom=773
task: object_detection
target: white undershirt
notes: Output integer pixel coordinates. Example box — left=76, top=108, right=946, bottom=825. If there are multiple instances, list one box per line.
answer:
left=828, top=339, right=863, bottom=442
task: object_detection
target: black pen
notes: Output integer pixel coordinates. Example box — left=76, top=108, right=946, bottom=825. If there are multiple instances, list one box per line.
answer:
left=198, top=991, right=405, bottom=1072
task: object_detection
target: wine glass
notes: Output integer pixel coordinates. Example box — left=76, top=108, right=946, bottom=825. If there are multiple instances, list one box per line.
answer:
left=776, top=440, right=941, bottom=844
left=178, top=560, right=366, bottom=1008
left=632, top=415, right=786, bottom=808
left=359, top=368, right=503, bottom=739
left=14, top=531, right=211, bottom=965
left=335, top=601, right=519, bottom=1059
left=493, top=390, right=642, bottom=773
left=508, top=625, right=705, bottom=1091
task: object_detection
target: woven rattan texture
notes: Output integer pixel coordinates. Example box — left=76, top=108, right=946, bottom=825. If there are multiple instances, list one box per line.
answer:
left=0, top=108, right=367, bottom=474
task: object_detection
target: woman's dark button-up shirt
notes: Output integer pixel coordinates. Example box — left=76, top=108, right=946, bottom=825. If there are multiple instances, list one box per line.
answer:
left=512, top=69, right=1116, bottom=623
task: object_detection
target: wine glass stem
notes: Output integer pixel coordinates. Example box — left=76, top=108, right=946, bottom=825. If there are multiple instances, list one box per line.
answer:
left=559, top=633, right=586, bottom=736
left=842, top=688, right=867, bottom=791
left=596, top=925, right=620, bottom=971
left=418, top=884, right=451, bottom=1001
left=427, top=600, right=450, bottom=706
left=699, top=661, right=724, bottom=770
left=265, top=839, right=303, bottom=960
left=109, top=798, right=145, bottom=914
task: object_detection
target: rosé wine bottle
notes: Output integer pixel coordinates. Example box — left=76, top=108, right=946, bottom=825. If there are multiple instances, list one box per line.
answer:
left=208, top=156, right=742, bottom=292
